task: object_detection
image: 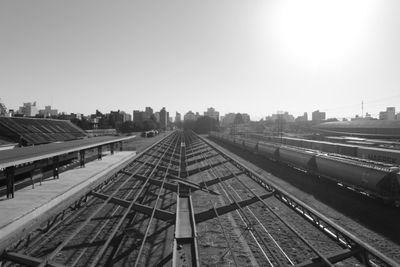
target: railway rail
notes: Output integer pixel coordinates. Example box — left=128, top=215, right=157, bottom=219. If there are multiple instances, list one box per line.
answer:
left=0, top=131, right=398, bottom=266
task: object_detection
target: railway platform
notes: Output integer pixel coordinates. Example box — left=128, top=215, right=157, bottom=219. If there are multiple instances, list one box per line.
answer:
left=0, top=150, right=136, bottom=253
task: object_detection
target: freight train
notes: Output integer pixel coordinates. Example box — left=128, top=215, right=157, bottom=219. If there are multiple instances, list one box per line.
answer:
left=246, top=133, right=400, bottom=166
left=210, top=132, right=400, bottom=206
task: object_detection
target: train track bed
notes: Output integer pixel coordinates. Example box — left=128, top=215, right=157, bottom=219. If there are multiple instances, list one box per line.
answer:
left=188, top=152, right=357, bottom=266
left=1, top=131, right=398, bottom=266
left=207, top=135, right=400, bottom=265
left=1, top=133, right=179, bottom=266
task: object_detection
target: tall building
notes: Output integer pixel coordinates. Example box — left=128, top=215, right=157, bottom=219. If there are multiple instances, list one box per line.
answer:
left=312, top=110, right=326, bottom=122
left=184, top=111, right=196, bottom=121
left=18, top=102, right=38, bottom=117
left=160, top=107, right=167, bottom=130
left=133, top=110, right=144, bottom=124
left=39, top=106, right=58, bottom=117
left=204, top=107, right=219, bottom=122
left=109, top=110, right=125, bottom=128
left=379, top=107, right=396, bottom=120
left=221, top=113, right=250, bottom=127
left=241, top=113, right=250, bottom=123
left=0, top=99, right=7, bottom=116
left=175, top=112, right=181, bottom=123
left=295, top=112, right=308, bottom=122
left=267, top=111, right=295, bottom=122
left=120, top=111, right=132, bottom=122
left=220, top=113, right=236, bottom=127
left=154, top=112, right=160, bottom=123
left=144, top=107, right=153, bottom=120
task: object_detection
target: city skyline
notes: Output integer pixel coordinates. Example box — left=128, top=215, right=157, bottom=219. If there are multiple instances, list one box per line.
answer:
left=3, top=98, right=400, bottom=123
left=1, top=1, right=400, bottom=120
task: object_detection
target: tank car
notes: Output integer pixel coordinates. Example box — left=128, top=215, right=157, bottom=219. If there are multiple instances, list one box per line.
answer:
left=243, top=139, right=258, bottom=152
left=314, top=154, right=400, bottom=203
left=257, top=141, right=280, bottom=160
left=278, top=146, right=317, bottom=171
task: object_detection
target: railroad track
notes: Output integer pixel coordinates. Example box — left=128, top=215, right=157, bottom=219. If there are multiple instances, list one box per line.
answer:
left=1, top=131, right=398, bottom=266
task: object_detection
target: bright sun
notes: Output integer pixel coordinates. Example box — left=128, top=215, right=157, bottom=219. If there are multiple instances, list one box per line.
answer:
left=274, top=0, right=375, bottom=65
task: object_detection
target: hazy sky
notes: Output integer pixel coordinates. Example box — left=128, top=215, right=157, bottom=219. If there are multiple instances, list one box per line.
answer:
left=1, top=0, right=400, bottom=120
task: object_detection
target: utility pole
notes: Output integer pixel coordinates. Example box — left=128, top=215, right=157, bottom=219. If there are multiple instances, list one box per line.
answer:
left=361, top=101, right=364, bottom=118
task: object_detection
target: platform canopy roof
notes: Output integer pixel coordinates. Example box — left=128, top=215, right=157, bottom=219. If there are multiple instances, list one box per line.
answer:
left=0, top=135, right=135, bottom=169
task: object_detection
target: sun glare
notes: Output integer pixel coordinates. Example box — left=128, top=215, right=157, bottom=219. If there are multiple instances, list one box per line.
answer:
left=275, top=0, right=375, bottom=65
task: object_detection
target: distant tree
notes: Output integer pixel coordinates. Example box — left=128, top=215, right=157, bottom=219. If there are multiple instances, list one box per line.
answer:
left=98, top=117, right=112, bottom=129
left=143, top=120, right=157, bottom=131
left=183, top=120, right=196, bottom=131
left=71, top=117, right=91, bottom=130
left=193, top=116, right=219, bottom=134
left=234, top=113, right=244, bottom=125
left=175, top=121, right=183, bottom=129
left=119, top=121, right=135, bottom=133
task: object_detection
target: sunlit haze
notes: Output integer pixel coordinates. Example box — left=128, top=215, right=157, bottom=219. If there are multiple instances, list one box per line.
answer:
left=1, top=0, right=400, bottom=120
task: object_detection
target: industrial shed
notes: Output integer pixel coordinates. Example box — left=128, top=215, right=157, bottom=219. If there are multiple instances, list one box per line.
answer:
left=314, top=120, right=400, bottom=139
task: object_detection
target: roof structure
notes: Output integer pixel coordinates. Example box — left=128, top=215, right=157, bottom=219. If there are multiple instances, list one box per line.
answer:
left=0, top=135, right=135, bottom=169
left=0, top=117, right=87, bottom=146
left=314, top=120, right=400, bottom=138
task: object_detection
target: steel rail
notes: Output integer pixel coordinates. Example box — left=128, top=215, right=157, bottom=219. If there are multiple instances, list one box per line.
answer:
left=225, top=166, right=338, bottom=267
left=132, top=133, right=181, bottom=267
left=209, top=137, right=354, bottom=267
left=213, top=159, right=297, bottom=265
left=3, top=138, right=165, bottom=265
left=184, top=134, right=240, bottom=267
left=68, top=176, right=147, bottom=266
left=215, top=156, right=336, bottom=266
left=171, top=132, right=200, bottom=267
left=215, top=177, right=274, bottom=266
left=226, top=182, right=296, bottom=265
left=78, top=140, right=175, bottom=266
left=204, top=134, right=400, bottom=267
left=34, top=133, right=176, bottom=267
left=88, top=132, right=180, bottom=267
left=186, top=133, right=275, bottom=266
left=205, top=157, right=279, bottom=266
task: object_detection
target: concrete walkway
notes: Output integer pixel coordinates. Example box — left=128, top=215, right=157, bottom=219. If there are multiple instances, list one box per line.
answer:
left=0, top=150, right=136, bottom=252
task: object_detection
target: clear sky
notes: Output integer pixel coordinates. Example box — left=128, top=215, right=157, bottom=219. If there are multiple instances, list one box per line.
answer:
left=1, top=0, right=400, bottom=120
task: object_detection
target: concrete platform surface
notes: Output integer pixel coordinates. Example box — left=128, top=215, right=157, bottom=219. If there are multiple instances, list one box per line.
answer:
left=0, top=150, right=136, bottom=251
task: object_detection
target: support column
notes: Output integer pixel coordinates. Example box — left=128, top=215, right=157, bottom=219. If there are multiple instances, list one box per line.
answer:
left=119, top=141, right=123, bottom=151
left=53, top=156, right=59, bottom=179
left=31, top=164, right=43, bottom=186
left=97, top=146, right=102, bottom=160
left=79, top=150, right=85, bottom=167
left=110, top=143, right=114, bottom=155
left=6, top=166, right=15, bottom=199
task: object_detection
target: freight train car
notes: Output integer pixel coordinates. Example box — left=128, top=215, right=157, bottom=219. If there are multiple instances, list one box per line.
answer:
left=314, top=155, right=400, bottom=202
left=209, top=132, right=400, bottom=205
left=247, top=134, right=400, bottom=166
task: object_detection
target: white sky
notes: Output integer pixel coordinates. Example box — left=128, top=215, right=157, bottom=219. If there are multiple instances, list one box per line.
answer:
left=1, top=0, right=400, bottom=120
